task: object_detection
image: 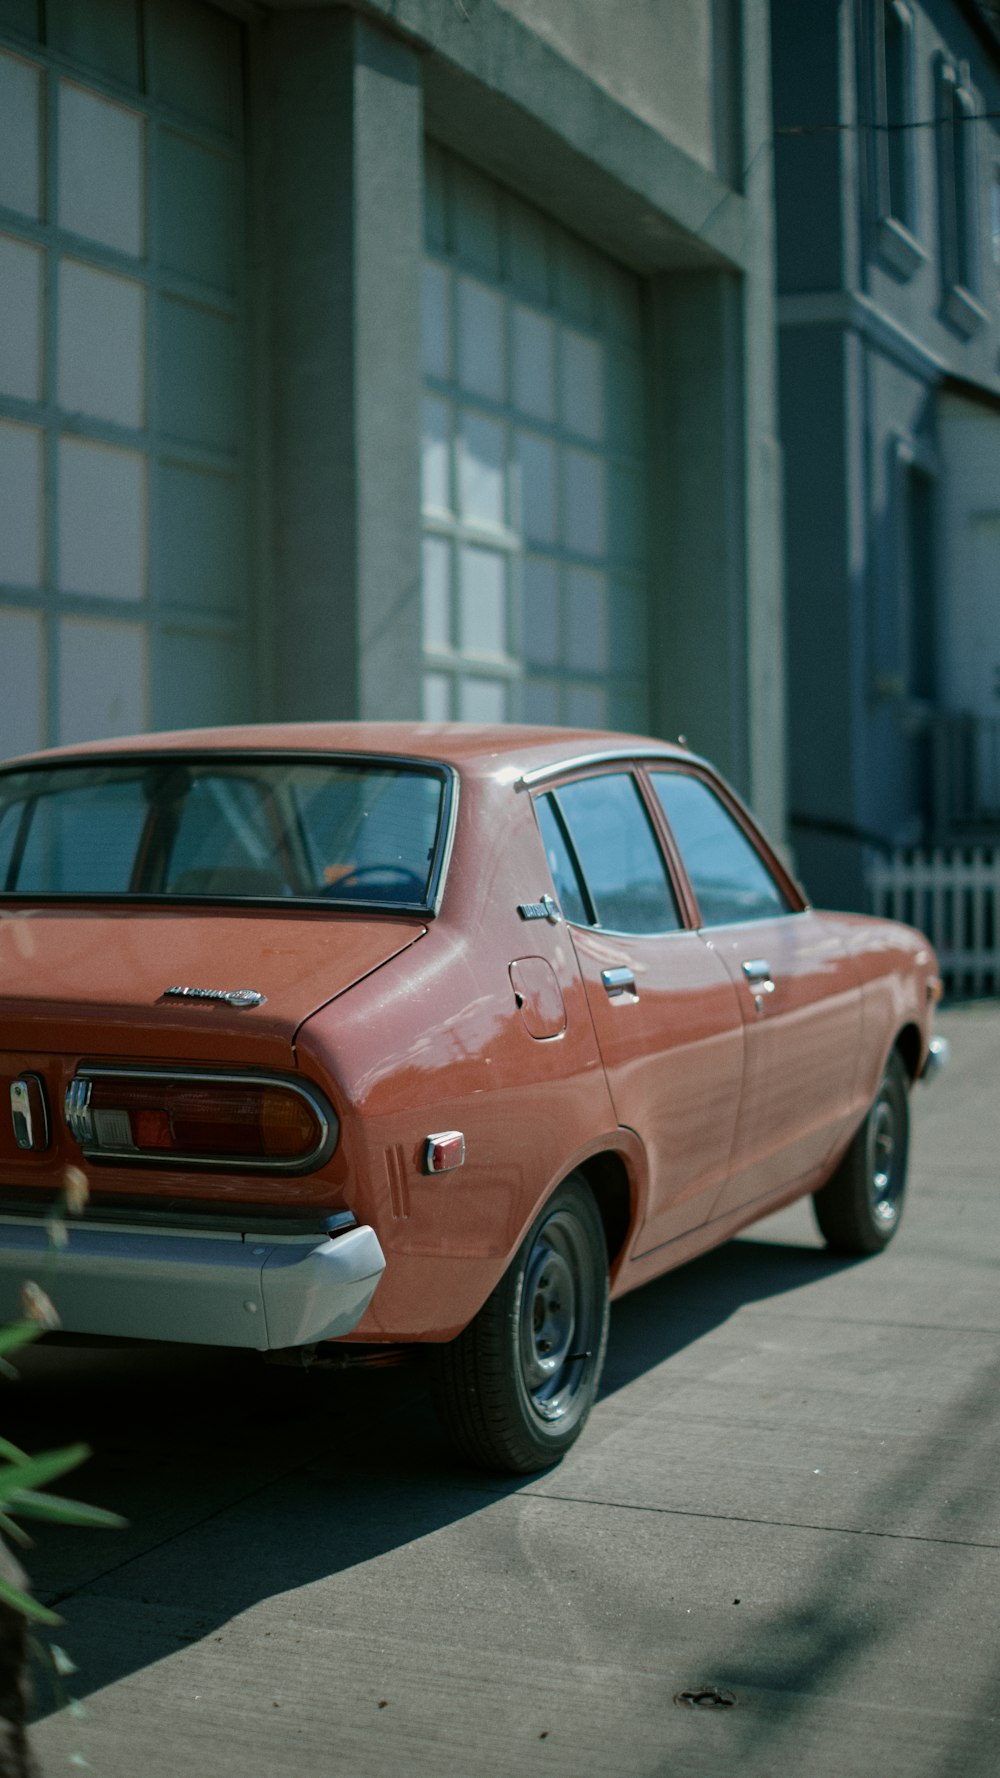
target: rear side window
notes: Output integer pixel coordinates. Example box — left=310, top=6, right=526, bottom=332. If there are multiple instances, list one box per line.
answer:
left=650, top=771, right=790, bottom=926
left=535, top=795, right=589, bottom=926
left=550, top=772, right=681, bottom=935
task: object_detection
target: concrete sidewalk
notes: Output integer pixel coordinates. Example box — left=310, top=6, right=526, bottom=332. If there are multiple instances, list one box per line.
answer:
left=17, top=1000, right=1000, bottom=1778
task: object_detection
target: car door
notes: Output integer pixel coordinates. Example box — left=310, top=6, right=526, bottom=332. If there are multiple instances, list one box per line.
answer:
left=646, top=766, right=862, bottom=1220
left=534, top=770, right=745, bottom=1256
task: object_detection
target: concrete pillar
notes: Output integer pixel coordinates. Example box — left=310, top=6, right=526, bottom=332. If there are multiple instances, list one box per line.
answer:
left=262, top=11, right=423, bottom=721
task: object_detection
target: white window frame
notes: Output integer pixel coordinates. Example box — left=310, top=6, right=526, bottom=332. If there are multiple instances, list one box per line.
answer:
left=874, top=0, right=924, bottom=275
left=936, top=56, right=987, bottom=335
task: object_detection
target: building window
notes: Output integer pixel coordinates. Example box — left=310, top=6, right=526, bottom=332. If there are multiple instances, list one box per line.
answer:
left=991, top=165, right=1000, bottom=270
left=0, top=7, right=251, bottom=764
left=420, top=146, right=650, bottom=732
left=936, top=58, right=985, bottom=333
left=874, top=1, right=923, bottom=274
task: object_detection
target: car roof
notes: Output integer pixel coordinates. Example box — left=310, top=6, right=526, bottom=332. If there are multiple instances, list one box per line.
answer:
left=3, top=722, right=694, bottom=784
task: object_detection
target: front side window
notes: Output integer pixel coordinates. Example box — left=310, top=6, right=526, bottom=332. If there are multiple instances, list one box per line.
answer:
left=651, top=772, right=790, bottom=927
left=548, top=772, right=681, bottom=935
left=0, top=757, right=449, bottom=907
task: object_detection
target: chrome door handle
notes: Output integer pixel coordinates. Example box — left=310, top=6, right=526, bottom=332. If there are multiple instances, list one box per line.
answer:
left=741, top=958, right=775, bottom=993
left=601, top=966, right=636, bottom=998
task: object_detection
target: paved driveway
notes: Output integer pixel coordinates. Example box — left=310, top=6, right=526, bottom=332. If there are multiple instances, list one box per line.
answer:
left=15, top=1002, right=1000, bottom=1778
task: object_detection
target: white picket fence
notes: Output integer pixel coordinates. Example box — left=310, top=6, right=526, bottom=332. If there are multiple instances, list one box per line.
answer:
left=868, top=846, right=1000, bottom=996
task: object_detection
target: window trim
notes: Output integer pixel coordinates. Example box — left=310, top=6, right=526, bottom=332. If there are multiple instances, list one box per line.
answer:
left=935, top=55, right=988, bottom=335
left=874, top=0, right=924, bottom=276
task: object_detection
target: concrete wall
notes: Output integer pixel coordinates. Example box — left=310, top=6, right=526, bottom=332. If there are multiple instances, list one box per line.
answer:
left=494, top=0, right=740, bottom=182
left=259, top=10, right=424, bottom=722
left=255, top=0, right=784, bottom=837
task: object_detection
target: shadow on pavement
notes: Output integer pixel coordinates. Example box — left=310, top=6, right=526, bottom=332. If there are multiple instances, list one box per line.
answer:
left=9, top=1234, right=857, bottom=1716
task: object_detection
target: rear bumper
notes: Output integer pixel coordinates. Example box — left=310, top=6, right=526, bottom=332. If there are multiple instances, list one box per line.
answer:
left=0, top=1214, right=385, bottom=1351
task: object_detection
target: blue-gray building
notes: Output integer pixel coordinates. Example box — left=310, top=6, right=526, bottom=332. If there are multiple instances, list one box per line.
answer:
left=0, top=0, right=787, bottom=844
left=773, top=0, right=1000, bottom=908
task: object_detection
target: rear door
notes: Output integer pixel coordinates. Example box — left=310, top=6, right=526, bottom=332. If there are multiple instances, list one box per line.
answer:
left=646, top=767, right=862, bottom=1219
left=534, top=770, right=745, bottom=1255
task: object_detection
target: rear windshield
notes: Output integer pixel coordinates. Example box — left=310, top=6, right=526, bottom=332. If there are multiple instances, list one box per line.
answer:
left=0, top=756, right=451, bottom=908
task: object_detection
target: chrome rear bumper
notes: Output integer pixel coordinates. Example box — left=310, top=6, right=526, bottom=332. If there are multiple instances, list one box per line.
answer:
left=0, top=1213, right=385, bottom=1350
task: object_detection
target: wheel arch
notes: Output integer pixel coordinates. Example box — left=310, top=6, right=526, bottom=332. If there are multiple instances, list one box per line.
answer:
left=574, top=1149, right=634, bottom=1278
left=894, top=1021, right=923, bottom=1082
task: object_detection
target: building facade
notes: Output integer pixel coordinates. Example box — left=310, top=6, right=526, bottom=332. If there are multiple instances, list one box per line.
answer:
left=773, top=0, right=1000, bottom=908
left=0, top=0, right=786, bottom=840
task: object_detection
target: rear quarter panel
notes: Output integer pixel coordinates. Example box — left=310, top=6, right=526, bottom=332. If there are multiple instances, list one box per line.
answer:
left=295, top=771, right=625, bottom=1341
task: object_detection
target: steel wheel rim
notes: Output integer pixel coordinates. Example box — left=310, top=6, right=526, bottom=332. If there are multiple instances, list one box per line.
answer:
left=517, top=1209, right=597, bottom=1425
left=868, top=1082, right=902, bottom=1226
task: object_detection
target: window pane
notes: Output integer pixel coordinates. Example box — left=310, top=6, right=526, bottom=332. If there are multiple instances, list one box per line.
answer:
left=556, top=773, right=680, bottom=934
left=458, top=676, right=505, bottom=722
left=421, top=397, right=452, bottom=514
left=12, top=773, right=150, bottom=893
left=158, top=132, right=234, bottom=291
left=651, top=772, right=789, bottom=926
left=458, top=412, right=505, bottom=527
left=522, top=556, right=559, bottom=666
left=0, top=607, right=45, bottom=758
left=58, top=438, right=146, bottom=600
left=157, top=463, right=241, bottom=615
left=58, top=82, right=144, bottom=258
left=422, top=672, right=451, bottom=721
left=158, top=630, right=246, bottom=728
left=564, top=566, right=607, bottom=671
left=560, top=327, right=604, bottom=441
left=516, top=430, right=557, bottom=545
left=512, top=304, right=555, bottom=420
left=0, top=421, right=43, bottom=586
left=0, top=234, right=42, bottom=401
left=422, top=261, right=450, bottom=380
left=459, top=544, right=505, bottom=657
left=58, top=261, right=145, bottom=429
left=157, top=296, right=235, bottom=451
left=58, top=617, right=147, bottom=744
left=561, top=448, right=606, bottom=556
left=523, top=678, right=560, bottom=724
left=457, top=276, right=504, bottom=401
left=422, top=534, right=451, bottom=650
left=566, top=682, right=606, bottom=728
left=0, top=52, right=41, bottom=219
left=535, top=794, right=588, bottom=924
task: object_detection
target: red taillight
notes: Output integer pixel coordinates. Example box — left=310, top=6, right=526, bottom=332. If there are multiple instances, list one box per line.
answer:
left=66, top=1071, right=333, bottom=1170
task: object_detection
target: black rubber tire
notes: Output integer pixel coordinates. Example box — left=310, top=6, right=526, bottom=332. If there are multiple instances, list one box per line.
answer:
left=428, top=1175, right=610, bottom=1474
left=812, top=1050, right=910, bottom=1255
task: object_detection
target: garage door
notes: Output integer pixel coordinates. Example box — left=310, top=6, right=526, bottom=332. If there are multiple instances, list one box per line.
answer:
left=420, top=145, right=649, bottom=730
left=0, top=0, right=249, bottom=762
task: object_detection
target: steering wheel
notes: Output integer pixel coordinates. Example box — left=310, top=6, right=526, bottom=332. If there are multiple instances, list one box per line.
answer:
left=322, top=864, right=426, bottom=900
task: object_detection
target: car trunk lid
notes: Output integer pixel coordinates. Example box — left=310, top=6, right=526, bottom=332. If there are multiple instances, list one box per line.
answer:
left=0, top=905, right=426, bottom=1066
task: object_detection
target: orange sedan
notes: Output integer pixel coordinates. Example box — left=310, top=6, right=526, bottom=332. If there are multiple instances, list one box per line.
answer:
left=0, top=724, right=946, bottom=1471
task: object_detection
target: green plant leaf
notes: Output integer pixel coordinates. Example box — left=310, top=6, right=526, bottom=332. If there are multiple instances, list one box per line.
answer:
left=0, top=1573, right=62, bottom=1627
left=0, top=1437, right=30, bottom=1465
left=0, top=1511, right=33, bottom=1548
left=0, top=1322, right=44, bottom=1359
left=10, top=1491, right=127, bottom=1530
left=0, top=1443, right=90, bottom=1502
